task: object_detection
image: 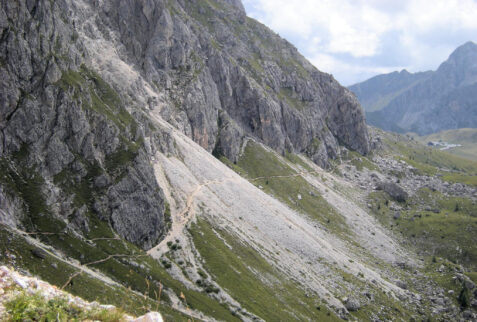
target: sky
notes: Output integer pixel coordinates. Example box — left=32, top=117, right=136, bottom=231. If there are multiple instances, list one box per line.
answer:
left=242, top=0, right=477, bottom=86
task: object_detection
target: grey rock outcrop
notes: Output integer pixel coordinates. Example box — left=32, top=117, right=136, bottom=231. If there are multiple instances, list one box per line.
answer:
left=223, top=0, right=246, bottom=13
left=344, top=297, right=361, bottom=311
left=376, top=181, right=408, bottom=202
left=0, top=0, right=166, bottom=249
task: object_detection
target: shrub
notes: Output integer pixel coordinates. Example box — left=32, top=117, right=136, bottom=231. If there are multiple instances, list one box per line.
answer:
left=197, top=269, right=208, bottom=279
left=458, top=284, right=470, bottom=308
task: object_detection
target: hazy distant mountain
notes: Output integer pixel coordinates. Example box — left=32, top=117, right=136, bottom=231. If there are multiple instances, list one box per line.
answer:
left=349, top=69, right=433, bottom=112
left=350, top=41, right=477, bottom=135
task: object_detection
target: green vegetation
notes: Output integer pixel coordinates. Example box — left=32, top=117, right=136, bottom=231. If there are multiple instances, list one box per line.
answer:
left=0, top=227, right=190, bottom=320
left=0, top=149, right=59, bottom=234
left=231, top=141, right=350, bottom=237
left=306, top=137, right=322, bottom=156
left=442, top=173, right=477, bottom=186
left=417, top=128, right=477, bottom=161
left=105, top=148, right=137, bottom=175
left=381, top=131, right=477, bottom=186
left=54, top=160, right=103, bottom=209
left=0, top=217, right=242, bottom=321
left=342, top=150, right=379, bottom=171
left=368, top=188, right=477, bottom=269
left=466, top=272, right=477, bottom=284
left=458, top=284, right=471, bottom=308
left=277, top=87, right=307, bottom=110
left=414, top=257, right=467, bottom=310
left=189, top=218, right=339, bottom=321
left=5, top=291, right=125, bottom=322
left=186, top=0, right=218, bottom=32
left=284, top=151, right=315, bottom=172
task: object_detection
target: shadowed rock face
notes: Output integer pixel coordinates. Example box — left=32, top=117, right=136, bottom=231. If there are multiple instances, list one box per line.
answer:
left=0, top=0, right=369, bottom=247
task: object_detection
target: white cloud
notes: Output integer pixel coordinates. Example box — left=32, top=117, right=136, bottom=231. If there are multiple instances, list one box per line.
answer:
left=309, top=53, right=403, bottom=85
left=243, top=0, right=477, bottom=85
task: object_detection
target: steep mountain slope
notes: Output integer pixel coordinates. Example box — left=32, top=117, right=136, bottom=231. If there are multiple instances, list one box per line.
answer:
left=0, top=0, right=368, bottom=252
left=1, top=0, right=477, bottom=321
left=350, top=42, right=477, bottom=135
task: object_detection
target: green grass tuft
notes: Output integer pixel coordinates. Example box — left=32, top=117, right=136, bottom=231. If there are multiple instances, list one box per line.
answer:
left=5, top=291, right=126, bottom=322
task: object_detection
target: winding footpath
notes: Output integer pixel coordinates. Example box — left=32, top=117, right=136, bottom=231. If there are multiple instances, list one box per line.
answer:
left=147, top=169, right=322, bottom=257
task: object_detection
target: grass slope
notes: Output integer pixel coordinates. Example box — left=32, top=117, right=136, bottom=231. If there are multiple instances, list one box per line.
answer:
left=0, top=227, right=189, bottom=320
left=221, top=141, right=351, bottom=238
left=368, top=189, right=477, bottom=270
left=416, top=128, right=477, bottom=162
left=189, top=218, right=340, bottom=321
left=381, top=131, right=477, bottom=186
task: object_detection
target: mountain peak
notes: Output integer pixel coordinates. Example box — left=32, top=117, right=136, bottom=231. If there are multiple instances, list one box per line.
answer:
left=222, top=0, right=246, bottom=13
left=446, top=41, right=477, bottom=62
left=437, top=40, right=477, bottom=80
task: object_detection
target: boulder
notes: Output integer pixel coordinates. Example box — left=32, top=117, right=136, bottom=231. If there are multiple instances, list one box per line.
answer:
left=376, top=181, right=408, bottom=202
left=396, top=280, right=408, bottom=289
left=132, top=312, right=164, bottom=322
left=31, top=248, right=47, bottom=260
left=344, top=297, right=361, bottom=311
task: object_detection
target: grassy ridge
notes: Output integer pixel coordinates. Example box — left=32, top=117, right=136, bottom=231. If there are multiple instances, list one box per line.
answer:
left=0, top=227, right=190, bottom=320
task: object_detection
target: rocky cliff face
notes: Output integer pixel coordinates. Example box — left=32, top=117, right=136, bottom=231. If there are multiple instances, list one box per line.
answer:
left=0, top=0, right=369, bottom=248
left=352, top=42, right=477, bottom=135
left=96, top=0, right=370, bottom=166
left=0, top=0, right=166, bottom=249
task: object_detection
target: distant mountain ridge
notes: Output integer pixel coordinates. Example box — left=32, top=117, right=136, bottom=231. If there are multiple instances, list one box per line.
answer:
left=349, top=69, right=433, bottom=112
left=349, top=41, right=477, bottom=135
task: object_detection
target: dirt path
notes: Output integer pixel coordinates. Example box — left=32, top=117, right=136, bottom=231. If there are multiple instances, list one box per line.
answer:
left=147, top=168, right=324, bottom=257
left=148, top=177, right=238, bottom=256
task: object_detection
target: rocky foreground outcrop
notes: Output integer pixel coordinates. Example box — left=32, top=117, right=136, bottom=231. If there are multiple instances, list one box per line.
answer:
left=0, top=266, right=163, bottom=321
left=0, top=0, right=369, bottom=248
